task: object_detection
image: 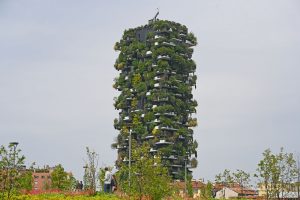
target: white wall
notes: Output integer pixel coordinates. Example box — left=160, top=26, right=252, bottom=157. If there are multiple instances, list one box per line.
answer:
left=216, top=187, right=238, bottom=199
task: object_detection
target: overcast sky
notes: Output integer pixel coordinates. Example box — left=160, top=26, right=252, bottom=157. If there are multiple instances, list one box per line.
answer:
left=0, top=0, right=299, bottom=182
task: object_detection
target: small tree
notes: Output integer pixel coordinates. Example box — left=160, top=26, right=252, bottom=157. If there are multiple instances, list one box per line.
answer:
left=186, top=174, right=193, bottom=197
left=256, top=149, right=278, bottom=199
left=256, top=148, right=298, bottom=200
left=277, top=148, right=298, bottom=199
left=0, top=143, right=25, bottom=200
left=51, top=164, right=74, bottom=191
left=117, top=141, right=173, bottom=200
left=98, top=168, right=106, bottom=191
left=201, top=181, right=213, bottom=200
left=17, top=171, right=33, bottom=192
left=232, top=169, right=251, bottom=197
left=84, top=147, right=99, bottom=194
left=215, top=169, right=234, bottom=187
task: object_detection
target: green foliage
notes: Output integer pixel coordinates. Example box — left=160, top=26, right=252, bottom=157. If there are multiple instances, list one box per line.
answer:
left=186, top=175, right=193, bottom=197
left=215, top=169, right=234, bottom=186
left=117, top=142, right=173, bottom=200
left=11, top=193, right=121, bottom=200
left=215, top=169, right=251, bottom=189
left=84, top=147, right=99, bottom=194
left=256, top=148, right=298, bottom=200
left=200, top=181, right=213, bottom=200
left=113, top=19, right=198, bottom=180
left=232, top=169, right=251, bottom=188
left=51, top=164, right=74, bottom=191
left=0, top=143, right=26, bottom=199
left=17, top=171, right=32, bottom=191
left=98, top=168, right=105, bottom=191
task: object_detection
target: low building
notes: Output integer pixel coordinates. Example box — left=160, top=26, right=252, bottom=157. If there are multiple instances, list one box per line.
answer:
left=258, top=182, right=300, bottom=199
left=215, top=186, right=257, bottom=199
left=32, top=167, right=54, bottom=191
left=175, top=180, right=206, bottom=198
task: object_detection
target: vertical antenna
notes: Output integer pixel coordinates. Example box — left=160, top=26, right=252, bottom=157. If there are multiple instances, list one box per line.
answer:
left=154, top=8, right=159, bottom=21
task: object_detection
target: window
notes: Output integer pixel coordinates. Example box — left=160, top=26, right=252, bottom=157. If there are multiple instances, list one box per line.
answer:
left=41, top=176, right=45, bottom=179
left=34, top=181, right=38, bottom=185
left=34, top=175, right=39, bottom=179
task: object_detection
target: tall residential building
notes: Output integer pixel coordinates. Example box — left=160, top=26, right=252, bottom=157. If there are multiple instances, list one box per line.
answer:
left=112, top=17, right=198, bottom=180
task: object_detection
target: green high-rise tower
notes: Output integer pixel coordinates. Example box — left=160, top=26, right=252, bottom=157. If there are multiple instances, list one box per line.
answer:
left=112, top=17, right=198, bottom=180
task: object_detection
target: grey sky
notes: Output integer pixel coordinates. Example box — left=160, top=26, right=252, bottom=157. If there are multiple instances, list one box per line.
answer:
left=0, top=0, right=299, bottom=182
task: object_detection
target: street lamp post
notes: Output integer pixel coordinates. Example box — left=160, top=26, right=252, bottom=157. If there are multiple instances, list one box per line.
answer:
left=9, top=142, right=19, bottom=169
left=83, top=165, right=88, bottom=190
left=297, top=155, right=300, bottom=200
left=185, top=158, right=187, bottom=194
left=128, top=129, right=132, bottom=189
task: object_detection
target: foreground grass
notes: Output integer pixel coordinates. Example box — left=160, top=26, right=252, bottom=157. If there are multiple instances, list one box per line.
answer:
left=11, top=193, right=121, bottom=200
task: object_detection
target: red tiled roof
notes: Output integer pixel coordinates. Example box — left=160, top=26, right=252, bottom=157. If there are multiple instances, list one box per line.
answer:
left=174, top=181, right=206, bottom=190
left=230, top=187, right=257, bottom=195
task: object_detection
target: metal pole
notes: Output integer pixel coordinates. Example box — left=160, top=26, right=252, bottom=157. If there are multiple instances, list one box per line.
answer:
left=9, top=142, right=18, bottom=169
left=185, top=159, right=187, bottom=194
left=297, top=154, right=300, bottom=200
left=129, top=129, right=132, bottom=190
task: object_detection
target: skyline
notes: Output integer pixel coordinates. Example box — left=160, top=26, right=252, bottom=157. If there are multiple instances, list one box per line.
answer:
left=0, top=0, right=299, bottom=182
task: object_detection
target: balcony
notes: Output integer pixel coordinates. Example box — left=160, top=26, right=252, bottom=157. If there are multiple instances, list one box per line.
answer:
left=145, top=135, right=154, bottom=140
left=146, top=50, right=152, bottom=56
left=154, top=83, right=160, bottom=88
left=155, top=139, right=173, bottom=145
left=117, top=145, right=127, bottom=149
left=157, top=55, right=170, bottom=60
left=153, top=119, right=160, bottom=123
left=149, top=148, right=157, bottom=153
left=171, top=164, right=182, bottom=168
left=171, top=37, right=182, bottom=43
left=154, top=35, right=164, bottom=39
left=154, top=97, right=168, bottom=102
left=168, top=155, right=178, bottom=160
left=185, top=40, right=195, bottom=47
left=131, top=109, right=142, bottom=113
left=162, top=41, right=176, bottom=47
left=163, top=112, right=175, bottom=116
left=123, top=116, right=130, bottom=121
left=178, top=135, right=185, bottom=140
left=175, top=93, right=183, bottom=97
left=161, top=126, right=178, bottom=131
left=154, top=76, right=161, bottom=81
